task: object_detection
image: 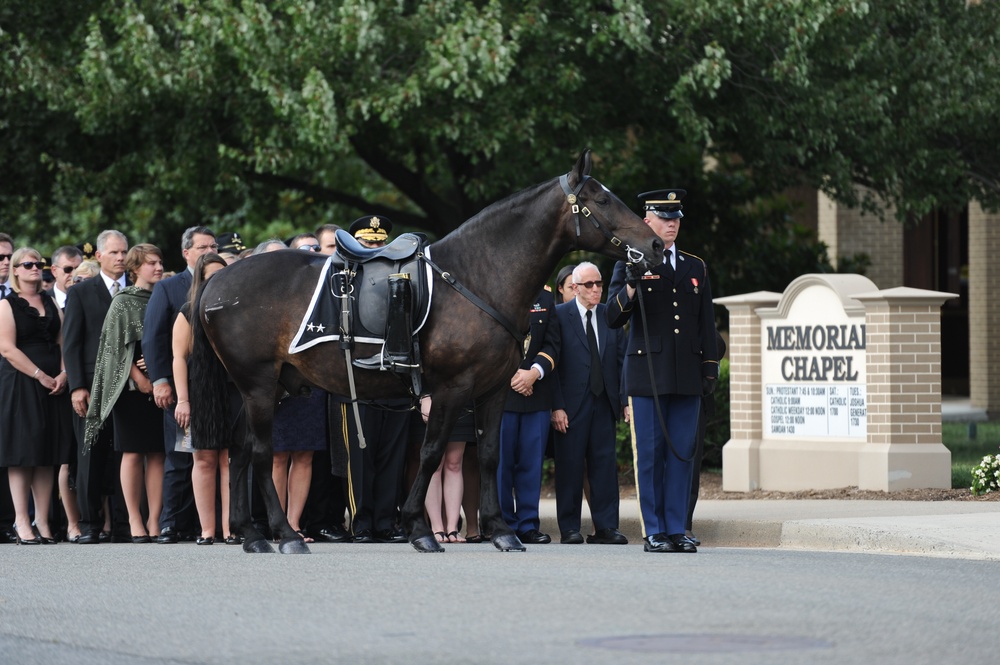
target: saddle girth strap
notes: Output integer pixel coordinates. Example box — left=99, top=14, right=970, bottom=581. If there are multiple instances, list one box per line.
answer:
left=418, top=252, right=526, bottom=346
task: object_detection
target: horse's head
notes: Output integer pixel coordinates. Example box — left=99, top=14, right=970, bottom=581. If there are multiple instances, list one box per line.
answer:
left=563, top=150, right=663, bottom=270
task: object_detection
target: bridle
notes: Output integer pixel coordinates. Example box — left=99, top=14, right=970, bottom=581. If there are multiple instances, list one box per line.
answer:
left=559, top=173, right=646, bottom=265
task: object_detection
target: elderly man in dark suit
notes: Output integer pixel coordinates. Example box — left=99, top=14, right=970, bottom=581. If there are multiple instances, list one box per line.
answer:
left=143, top=225, right=217, bottom=543
left=63, top=230, right=130, bottom=544
left=607, top=189, right=720, bottom=554
left=551, top=261, right=628, bottom=546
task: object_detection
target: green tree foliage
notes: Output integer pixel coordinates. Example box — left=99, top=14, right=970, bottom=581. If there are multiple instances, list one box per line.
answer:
left=2, top=1, right=998, bottom=277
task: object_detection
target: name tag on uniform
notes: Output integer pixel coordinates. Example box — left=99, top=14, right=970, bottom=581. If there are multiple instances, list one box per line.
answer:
left=529, top=306, right=547, bottom=313
left=641, top=274, right=659, bottom=280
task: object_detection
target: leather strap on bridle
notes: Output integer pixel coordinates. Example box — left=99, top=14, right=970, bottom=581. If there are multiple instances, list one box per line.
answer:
left=560, top=173, right=623, bottom=249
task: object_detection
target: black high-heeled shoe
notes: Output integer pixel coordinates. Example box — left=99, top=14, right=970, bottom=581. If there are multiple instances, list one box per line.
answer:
left=13, top=524, right=41, bottom=545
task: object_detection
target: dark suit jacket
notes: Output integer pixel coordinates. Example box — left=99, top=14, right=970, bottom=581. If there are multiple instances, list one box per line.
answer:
left=142, top=269, right=192, bottom=383
left=63, top=274, right=122, bottom=392
left=504, top=289, right=561, bottom=413
left=551, top=301, right=626, bottom=420
left=607, top=248, right=719, bottom=397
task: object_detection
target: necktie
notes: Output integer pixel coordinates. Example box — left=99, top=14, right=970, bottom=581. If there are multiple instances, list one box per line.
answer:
left=0, top=285, right=6, bottom=299
left=664, top=250, right=675, bottom=282
left=586, top=310, right=604, bottom=396
left=111, top=281, right=120, bottom=296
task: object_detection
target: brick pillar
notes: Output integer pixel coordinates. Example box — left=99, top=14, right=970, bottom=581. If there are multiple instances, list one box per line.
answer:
left=968, top=201, right=1000, bottom=415
left=715, top=292, right=781, bottom=491
left=854, top=287, right=955, bottom=490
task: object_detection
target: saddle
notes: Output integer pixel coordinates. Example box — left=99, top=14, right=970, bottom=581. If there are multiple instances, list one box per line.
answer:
left=288, top=232, right=433, bottom=392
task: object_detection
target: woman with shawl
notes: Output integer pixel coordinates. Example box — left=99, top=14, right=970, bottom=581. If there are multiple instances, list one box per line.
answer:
left=84, top=244, right=165, bottom=543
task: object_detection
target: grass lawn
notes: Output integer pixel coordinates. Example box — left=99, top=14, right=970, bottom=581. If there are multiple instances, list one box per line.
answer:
left=943, top=422, right=1000, bottom=489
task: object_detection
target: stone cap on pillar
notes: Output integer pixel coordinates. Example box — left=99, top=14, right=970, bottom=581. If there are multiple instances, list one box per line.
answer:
left=850, top=286, right=958, bottom=307
left=714, top=291, right=782, bottom=310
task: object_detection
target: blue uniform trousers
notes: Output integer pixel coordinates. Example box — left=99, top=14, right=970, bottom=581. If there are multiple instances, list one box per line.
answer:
left=628, top=394, right=701, bottom=538
left=498, top=410, right=549, bottom=534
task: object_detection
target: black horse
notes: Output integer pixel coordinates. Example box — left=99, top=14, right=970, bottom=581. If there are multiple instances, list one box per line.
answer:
left=190, top=150, right=662, bottom=553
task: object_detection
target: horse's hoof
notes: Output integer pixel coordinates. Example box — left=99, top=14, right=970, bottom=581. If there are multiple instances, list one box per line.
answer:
left=493, top=533, right=526, bottom=552
left=278, top=538, right=311, bottom=554
left=410, top=534, right=445, bottom=553
left=243, top=537, right=276, bottom=554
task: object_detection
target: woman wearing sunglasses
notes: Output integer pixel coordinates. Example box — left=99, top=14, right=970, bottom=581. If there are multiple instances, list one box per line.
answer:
left=0, top=248, right=73, bottom=544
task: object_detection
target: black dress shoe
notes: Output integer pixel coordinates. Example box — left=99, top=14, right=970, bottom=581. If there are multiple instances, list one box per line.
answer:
left=76, top=532, right=101, bottom=544
left=587, top=528, right=628, bottom=545
left=156, top=528, right=178, bottom=544
left=314, top=526, right=350, bottom=543
left=374, top=527, right=407, bottom=543
left=196, top=536, right=215, bottom=545
left=560, top=530, right=584, bottom=544
left=98, top=530, right=111, bottom=543
left=352, top=529, right=375, bottom=543
left=668, top=533, right=697, bottom=553
left=643, top=535, right=675, bottom=553
left=132, top=535, right=151, bottom=544
left=517, top=529, right=551, bottom=544
left=685, top=531, right=701, bottom=546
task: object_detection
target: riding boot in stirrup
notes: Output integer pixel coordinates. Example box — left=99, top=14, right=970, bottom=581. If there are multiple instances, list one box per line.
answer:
left=353, top=273, right=417, bottom=372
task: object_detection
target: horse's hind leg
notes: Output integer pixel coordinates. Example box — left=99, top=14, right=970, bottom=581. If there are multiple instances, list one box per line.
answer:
left=230, top=442, right=273, bottom=553
left=245, top=394, right=309, bottom=554
left=476, top=391, right=523, bottom=551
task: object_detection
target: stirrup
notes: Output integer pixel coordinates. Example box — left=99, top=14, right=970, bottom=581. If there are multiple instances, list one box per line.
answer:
left=352, top=352, right=417, bottom=372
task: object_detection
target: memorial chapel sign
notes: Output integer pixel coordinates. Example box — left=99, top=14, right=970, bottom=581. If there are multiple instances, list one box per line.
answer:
left=716, top=274, right=955, bottom=492
left=762, top=287, right=867, bottom=439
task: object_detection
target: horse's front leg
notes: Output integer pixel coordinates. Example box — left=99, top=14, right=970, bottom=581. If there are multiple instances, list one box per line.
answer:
left=401, top=399, right=461, bottom=553
left=475, top=391, right=523, bottom=552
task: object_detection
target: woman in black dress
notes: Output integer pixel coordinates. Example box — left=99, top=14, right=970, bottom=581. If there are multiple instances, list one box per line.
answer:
left=84, top=244, right=165, bottom=542
left=0, top=247, right=72, bottom=544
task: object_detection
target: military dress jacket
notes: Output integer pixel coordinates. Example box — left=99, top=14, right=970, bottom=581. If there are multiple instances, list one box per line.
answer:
left=504, top=289, right=560, bottom=413
left=607, top=248, right=719, bottom=397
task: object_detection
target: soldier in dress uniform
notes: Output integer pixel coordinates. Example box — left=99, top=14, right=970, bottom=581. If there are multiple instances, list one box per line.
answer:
left=497, top=287, right=560, bottom=544
left=606, top=189, right=720, bottom=553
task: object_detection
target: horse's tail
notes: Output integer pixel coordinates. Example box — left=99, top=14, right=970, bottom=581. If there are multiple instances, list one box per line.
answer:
left=190, top=281, right=230, bottom=450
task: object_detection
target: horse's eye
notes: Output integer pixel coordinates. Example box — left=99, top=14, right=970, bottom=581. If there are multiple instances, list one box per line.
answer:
left=595, top=196, right=609, bottom=205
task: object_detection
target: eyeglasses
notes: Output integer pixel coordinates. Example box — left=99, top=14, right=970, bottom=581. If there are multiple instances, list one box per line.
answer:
left=574, top=280, right=603, bottom=289
left=297, top=244, right=321, bottom=252
left=17, top=261, right=45, bottom=270
left=0, top=254, right=11, bottom=262
left=53, top=265, right=76, bottom=275
left=192, top=244, right=219, bottom=252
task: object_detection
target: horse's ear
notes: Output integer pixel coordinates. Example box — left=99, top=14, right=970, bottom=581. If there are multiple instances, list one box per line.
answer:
left=568, top=149, right=593, bottom=187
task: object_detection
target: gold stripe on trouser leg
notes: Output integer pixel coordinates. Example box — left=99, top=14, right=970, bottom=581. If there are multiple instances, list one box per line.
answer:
left=627, top=396, right=648, bottom=539
left=341, top=403, right=357, bottom=521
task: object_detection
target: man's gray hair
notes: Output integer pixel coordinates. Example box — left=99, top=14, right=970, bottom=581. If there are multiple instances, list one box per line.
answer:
left=95, top=230, right=128, bottom=252
left=572, top=261, right=600, bottom=281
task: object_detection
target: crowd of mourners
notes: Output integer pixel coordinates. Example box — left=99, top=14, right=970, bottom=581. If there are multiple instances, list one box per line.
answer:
left=1, top=189, right=722, bottom=554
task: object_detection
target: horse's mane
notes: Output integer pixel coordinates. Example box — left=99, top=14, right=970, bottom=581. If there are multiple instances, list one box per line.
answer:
left=431, top=177, right=556, bottom=250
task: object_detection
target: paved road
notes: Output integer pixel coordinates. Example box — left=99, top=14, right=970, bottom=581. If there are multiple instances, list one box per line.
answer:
left=2, top=542, right=997, bottom=664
